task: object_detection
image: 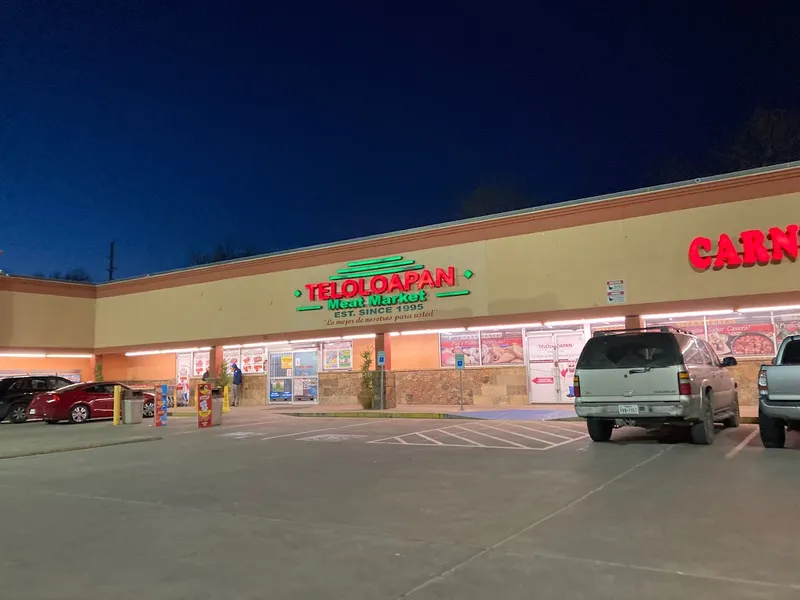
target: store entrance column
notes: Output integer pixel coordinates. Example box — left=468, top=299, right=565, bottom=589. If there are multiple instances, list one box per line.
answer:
left=526, top=330, right=586, bottom=404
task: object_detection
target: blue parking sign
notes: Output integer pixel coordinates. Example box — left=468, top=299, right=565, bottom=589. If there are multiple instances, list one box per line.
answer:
left=377, top=351, right=385, bottom=367
left=455, top=353, right=465, bottom=370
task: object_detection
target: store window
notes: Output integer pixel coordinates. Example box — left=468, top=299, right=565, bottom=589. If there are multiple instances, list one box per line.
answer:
left=191, top=350, right=210, bottom=377
left=322, top=341, right=353, bottom=371
left=240, top=347, right=265, bottom=374
left=775, top=313, right=800, bottom=346
left=267, top=348, right=319, bottom=403
left=439, top=329, right=524, bottom=367
left=222, top=348, right=241, bottom=373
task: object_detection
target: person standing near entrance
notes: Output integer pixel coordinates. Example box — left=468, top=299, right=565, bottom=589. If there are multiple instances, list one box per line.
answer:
left=231, top=363, right=243, bottom=407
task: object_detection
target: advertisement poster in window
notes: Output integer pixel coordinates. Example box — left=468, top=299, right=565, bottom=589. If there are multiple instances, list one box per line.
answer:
left=176, top=353, right=191, bottom=406
left=479, top=329, right=524, bottom=365
left=269, top=378, right=293, bottom=400
left=323, top=341, right=353, bottom=371
left=192, top=351, right=210, bottom=377
left=293, top=377, right=318, bottom=399
left=643, top=319, right=705, bottom=339
left=440, top=332, right=480, bottom=367
left=293, top=350, right=318, bottom=377
left=222, top=348, right=241, bottom=374
left=775, top=314, right=800, bottom=345
left=240, top=347, right=264, bottom=373
left=707, top=317, right=776, bottom=357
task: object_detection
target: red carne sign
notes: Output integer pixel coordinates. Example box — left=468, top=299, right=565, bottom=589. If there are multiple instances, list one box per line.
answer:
left=305, top=267, right=456, bottom=301
left=688, top=224, right=799, bottom=270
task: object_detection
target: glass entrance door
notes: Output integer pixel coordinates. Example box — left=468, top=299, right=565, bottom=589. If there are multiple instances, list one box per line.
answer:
left=527, top=330, right=585, bottom=404
left=267, top=349, right=319, bottom=404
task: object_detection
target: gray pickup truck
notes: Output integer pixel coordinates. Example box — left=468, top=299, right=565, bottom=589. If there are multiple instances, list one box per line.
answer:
left=758, top=335, right=800, bottom=448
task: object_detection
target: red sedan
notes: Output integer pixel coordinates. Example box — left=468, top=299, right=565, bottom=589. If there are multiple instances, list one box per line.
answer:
left=28, top=382, right=155, bottom=424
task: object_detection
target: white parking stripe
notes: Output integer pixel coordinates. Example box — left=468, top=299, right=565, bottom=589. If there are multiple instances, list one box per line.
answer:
left=725, top=428, right=760, bottom=459
left=504, top=422, right=573, bottom=440
left=414, top=432, right=445, bottom=445
left=473, top=422, right=553, bottom=445
left=453, top=424, right=529, bottom=448
left=260, top=420, right=380, bottom=440
left=533, top=421, right=587, bottom=434
left=437, top=428, right=484, bottom=446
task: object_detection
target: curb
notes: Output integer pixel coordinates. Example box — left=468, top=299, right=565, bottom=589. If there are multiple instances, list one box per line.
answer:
left=282, top=411, right=479, bottom=420
left=0, top=435, right=162, bottom=460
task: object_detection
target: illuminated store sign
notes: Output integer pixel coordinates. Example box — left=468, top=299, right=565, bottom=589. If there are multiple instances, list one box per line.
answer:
left=688, top=224, right=799, bottom=270
left=294, top=255, right=472, bottom=315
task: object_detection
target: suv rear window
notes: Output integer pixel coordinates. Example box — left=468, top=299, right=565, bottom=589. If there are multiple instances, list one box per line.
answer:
left=577, top=333, right=683, bottom=369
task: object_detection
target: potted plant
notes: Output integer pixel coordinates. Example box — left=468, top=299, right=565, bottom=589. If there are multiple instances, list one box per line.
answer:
left=358, top=346, right=374, bottom=409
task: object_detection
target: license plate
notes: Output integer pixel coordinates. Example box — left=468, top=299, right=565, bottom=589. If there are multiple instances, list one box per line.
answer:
left=618, top=405, right=639, bottom=415
left=29, top=409, right=36, bottom=415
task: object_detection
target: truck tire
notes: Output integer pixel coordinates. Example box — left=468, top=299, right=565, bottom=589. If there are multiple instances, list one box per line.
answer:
left=690, top=396, right=714, bottom=445
left=759, top=406, right=786, bottom=449
left=722, top=395, right=740, bottom=428
left=587, top=418, right=613, bottom=442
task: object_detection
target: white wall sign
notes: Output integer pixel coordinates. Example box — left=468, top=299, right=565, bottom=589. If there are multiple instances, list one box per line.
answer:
left=606, top=279, right=626, bottom=305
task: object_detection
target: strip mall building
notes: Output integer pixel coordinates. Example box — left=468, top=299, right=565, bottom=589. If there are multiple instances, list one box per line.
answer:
left=2, top=163, right=800, bottom=408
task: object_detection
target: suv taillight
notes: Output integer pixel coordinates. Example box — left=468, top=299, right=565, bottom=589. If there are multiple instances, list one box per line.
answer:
left=678, top=371, right=691, bottom=396
left=758, top=369, right=768, bottom=391
left=573, top=374, right=581, bottom=398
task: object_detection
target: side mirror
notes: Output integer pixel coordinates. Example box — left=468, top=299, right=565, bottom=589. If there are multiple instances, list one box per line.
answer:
left=771, top=357, right=777, bottom=365
left=721, top=356, right=737, bottom=367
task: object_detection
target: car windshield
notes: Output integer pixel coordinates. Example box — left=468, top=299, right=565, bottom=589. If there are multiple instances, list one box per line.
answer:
left=578, top=333, right=682, bottom=369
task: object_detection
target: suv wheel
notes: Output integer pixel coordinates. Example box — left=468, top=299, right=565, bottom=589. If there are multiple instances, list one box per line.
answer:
left=690, top=396, right=714, bottom=445
left=587, top=418, right=613, bottom=442
left=143, top=399, right=155, bottom=419
left=722, top=395, right=740, bottom=428
left=759, top=406, right=786, bottom=449
left=9, top=404, right=29, bottom=424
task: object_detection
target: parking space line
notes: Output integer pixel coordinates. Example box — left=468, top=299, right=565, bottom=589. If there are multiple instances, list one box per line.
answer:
left=725, top=427, right=760, bottom=459
left=437, top=428, right=487, bottom=446
left=454, top=424, right=529, bottom=448
left=473, top=422, right=553, bottom=445
left=260, top=420, right=380, bottom=441
left=415, top=432, right=445, bottom=445
left=504, top=422, right=572, bottom=440
left=533, top=421, right=587, bottom=434
left=173, top=418, right=285, bottom=435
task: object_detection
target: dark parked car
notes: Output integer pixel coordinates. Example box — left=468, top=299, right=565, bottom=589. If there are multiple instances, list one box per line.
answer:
left=0, top=376, right=74, bottom=424
left=28, top=382, right=155, bottom=424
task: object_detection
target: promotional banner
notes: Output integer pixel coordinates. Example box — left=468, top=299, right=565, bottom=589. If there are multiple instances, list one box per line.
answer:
left=323, top=341, right=353, bottom=371
left=176, top=353, right=191, bottom=406
left=154, top=385, right=168, bottom=427
left=775, top=314, right=800, bottom=345
left=192, top=351, right=210, bottom=377
left=240, top=347, right=265, bottom=373
left=440, top=332, right=480, bottom=367
left=707, top=317, right=776, bottom=357
left=197, top=382, right=212, bottom=428
left=479, top=329, right=524, bottom=365
left=222, top=348, right=241, bottom=373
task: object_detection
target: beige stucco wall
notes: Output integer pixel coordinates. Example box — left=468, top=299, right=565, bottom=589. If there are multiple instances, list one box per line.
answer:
left=0, top=291, right=95, bottom=349
left=93, top=191, right=800, bottom=349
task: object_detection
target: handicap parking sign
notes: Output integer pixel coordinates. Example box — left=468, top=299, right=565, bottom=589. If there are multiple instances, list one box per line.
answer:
left=455, top=353, right=465, bottom=370
left=377, top=350, right=385, bottom=367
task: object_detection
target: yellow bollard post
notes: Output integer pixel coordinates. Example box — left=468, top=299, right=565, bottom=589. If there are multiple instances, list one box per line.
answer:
left=113, top=385, right=122, bottom=425
left=223, top=385, right=230, bottom=414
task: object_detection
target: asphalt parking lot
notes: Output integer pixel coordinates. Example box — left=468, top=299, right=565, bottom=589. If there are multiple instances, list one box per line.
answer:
left=1, top=416, right=799, bottom=600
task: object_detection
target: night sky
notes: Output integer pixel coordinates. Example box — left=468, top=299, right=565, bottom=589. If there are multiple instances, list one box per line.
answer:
left=2, top=2, right=799, bottom=280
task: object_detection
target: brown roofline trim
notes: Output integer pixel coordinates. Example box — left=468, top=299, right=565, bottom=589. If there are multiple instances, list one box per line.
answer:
left=91, top=289, right=800, bottom=354
left=0, top=277, right=96, bottom=299
left=95, top=166, right=800, bottom=298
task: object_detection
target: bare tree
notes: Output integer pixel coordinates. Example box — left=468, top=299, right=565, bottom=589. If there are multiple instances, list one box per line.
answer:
left=460, top=184, right=538, bottom=219
left=718, top=108, right=800, bottom=171
left=49, top=268, right=92, bottom=282
left=188, top=242, right=259, bottom=266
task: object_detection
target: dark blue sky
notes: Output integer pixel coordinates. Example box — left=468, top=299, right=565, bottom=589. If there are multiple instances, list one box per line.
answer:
left=2, top=2, right=798, bottom=280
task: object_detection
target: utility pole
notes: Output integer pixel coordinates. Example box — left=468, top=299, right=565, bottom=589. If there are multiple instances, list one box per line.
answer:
left=107, top=242, right=116, bottom=281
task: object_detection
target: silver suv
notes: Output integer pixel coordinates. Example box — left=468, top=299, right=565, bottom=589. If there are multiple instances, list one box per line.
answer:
left=574, top=327, right=740, bottom=444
